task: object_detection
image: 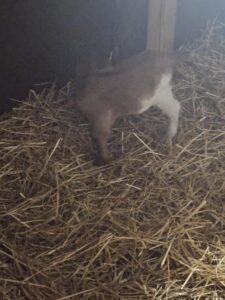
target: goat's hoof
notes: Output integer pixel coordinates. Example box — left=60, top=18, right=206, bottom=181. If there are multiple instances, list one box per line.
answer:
left=93, top=156, right=109, bottom=166
left=167, top=125, right=177, bottom=139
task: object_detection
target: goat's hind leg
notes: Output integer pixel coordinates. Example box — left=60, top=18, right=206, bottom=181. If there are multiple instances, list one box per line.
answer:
left=155, top=93, right=181, bottom=138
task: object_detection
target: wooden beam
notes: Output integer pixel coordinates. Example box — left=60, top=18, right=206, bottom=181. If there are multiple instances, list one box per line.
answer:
left=146, top=0, right=177, bottom=52
left=146, top=0, right=162, bottom=51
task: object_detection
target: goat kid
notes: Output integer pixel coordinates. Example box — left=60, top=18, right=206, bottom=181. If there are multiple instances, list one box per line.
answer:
left=76, top=50, right=182, bottom=165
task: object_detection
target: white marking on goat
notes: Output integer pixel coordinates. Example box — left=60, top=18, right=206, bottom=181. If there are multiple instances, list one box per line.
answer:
left=138, top=72, right=180, bottom=138
left=138, top=73, right=172, bottom=113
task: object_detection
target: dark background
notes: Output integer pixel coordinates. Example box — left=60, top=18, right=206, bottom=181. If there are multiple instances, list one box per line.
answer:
left=0, top=0, right=225, bottom=115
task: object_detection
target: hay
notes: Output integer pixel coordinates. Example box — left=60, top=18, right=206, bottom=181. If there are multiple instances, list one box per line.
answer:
left=1, top=22, right=225, bottom=299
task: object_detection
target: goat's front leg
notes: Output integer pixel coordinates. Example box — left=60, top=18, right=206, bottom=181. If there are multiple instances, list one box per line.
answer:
left=92, top=109, right=115, bottom=165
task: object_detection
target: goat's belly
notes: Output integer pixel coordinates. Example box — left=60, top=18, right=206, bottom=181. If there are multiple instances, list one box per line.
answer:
left=138, top=97, right=154, bottom=114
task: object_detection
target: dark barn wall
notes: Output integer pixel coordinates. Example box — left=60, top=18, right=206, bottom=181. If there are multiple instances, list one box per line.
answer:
left=0, top=0, right=148, bottom=115
left=175, top=0, right=225, bottom=48
left=112, top=0, right=148, bottom=64
left=0, top=0, right=116, bottom=114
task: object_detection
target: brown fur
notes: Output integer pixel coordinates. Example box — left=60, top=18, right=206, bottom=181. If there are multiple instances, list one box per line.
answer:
left=76, top=50, right=182, bottom=165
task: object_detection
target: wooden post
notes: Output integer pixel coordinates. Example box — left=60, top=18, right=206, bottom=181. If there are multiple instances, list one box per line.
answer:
left=146, top=0, right=177, bottom=52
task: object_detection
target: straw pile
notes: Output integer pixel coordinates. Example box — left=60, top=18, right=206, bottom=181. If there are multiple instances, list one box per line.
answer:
left=1, top=22, right=225, bottom=299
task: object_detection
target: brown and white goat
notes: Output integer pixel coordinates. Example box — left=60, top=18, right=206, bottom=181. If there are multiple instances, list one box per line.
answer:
left=76, top=50, right=182, bottom=165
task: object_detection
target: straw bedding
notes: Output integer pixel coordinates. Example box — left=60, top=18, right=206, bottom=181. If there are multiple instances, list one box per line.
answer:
left=1, top=22, right=225, bottom=299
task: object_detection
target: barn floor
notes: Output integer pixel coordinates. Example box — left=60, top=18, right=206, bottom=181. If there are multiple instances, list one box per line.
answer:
left=1, top=23, right=225, bottom=299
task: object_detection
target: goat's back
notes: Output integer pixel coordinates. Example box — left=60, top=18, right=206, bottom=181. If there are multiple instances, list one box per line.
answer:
left=77, top=50, right=180, bottom=118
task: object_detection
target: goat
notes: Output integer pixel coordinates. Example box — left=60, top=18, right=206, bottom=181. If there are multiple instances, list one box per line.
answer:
left=76, top=50, right=182, bottom=165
